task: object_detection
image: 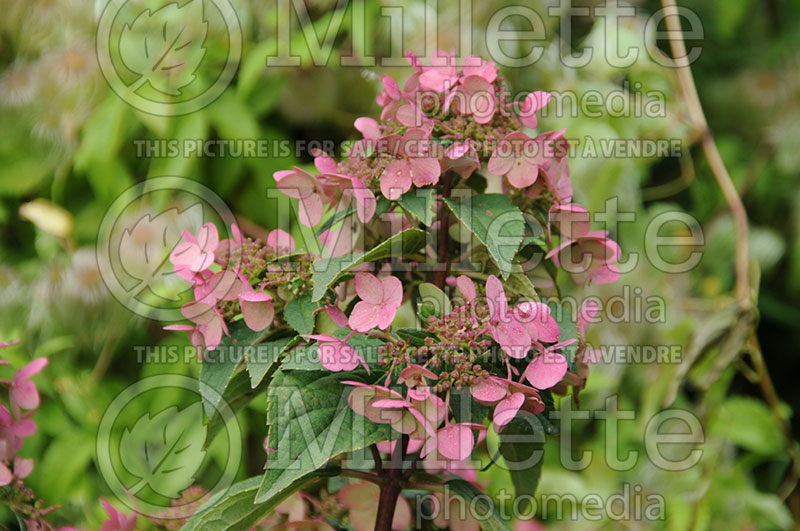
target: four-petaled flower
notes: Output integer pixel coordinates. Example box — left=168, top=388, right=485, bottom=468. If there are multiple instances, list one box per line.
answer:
left=348, top=273, right=403, bottom=332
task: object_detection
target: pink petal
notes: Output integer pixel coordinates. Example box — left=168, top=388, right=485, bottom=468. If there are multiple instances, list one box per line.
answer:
left=12, top=380, right=39, bottom=410
left=240, top=295, right=275, bottom=332
left=11, top=419, right=37, bottom=437
left=354, top=117, right=381, bottom=141
left=13, top=457, right=33, bottom=478
left=409, top=158, right=441, bottom=187
left=380, top=276, right=403, bottom=307
left=348, top=301, right=381, bottom=332
left=169, top=241, right=201, bottom=268
left=437, top=425, right=475, bottom=461
left=298, top=192, right=324, bottom=228
left=354, top=273, right=384, bottom=305
left=376, top=303, right=399, bottom=330
left=470, top=376, right=508, bottom=403
left=493, top=392, right=525, bottom=427
left=577, top=299, right=599, bottom=336
left=490, top=320, right=532, bottom=359
left=267, top=229, right=296, bottom=253
left=549, top=204, right=591, bottom=239
left=0, top=462, right=11, bottom=486
left=325, top=305, right=349, bottom=328
left=318, top=341, right=360, bottom=372
left=485, top=275, right=507, bottom=320
left=380, top=160, right=413, bottom=200
left=196, top=222, right=220, bottom=254
left=525, top=352, right=568, bottom=389
left=200, top=318, right=224, bottom=350
left=456, top=275, right=476, bottom=302
left=17, top=358, right=47, bottom=380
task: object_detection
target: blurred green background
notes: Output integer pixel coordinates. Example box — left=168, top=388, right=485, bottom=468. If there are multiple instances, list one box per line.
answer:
left=1, top=0, right=799, bottom=528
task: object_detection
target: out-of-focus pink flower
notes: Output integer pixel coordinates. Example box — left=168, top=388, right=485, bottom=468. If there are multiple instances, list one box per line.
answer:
left=418, top=50, right=459, bottom=93
left=487, top=132, right=545, bottom=189
left=379, top=128, right=441, bottom=200
left=348, top=273, right=403, bottom=332
left=547, top=230, right=621, bottom=285
left=354, top=117, right=382, bottom=141
left=13, top=456, right=33, bottom=479
left=517, top=91, right=551, bottom=129
left=301, top=334, right=368, bottom=372
left=461, top=56, right=498, bottom=83
left=275, top=491, right=307, bottom=522
left=169, top=222, right=219, bottom=281
left=11, top=358, right=47, bottom=410
left=99, top=498, right=137, bottom=531
left=0, top=462, right=11, bottom=486
left=274, top=167, right=326, bottom=227
left=577, top=299, right=600, bottom=339
left=549, top=204, right=592, bottom=239
left=338, top=481, right=411, bottom=531
left=267, top=229, right=296, bottom=254
left=485, top=275, right=531, bottom=358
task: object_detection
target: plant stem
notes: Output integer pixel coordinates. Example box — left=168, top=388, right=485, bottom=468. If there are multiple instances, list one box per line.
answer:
left=433, top=172, right=453, bottom=289
left=373, top=434, right=408, bottom=531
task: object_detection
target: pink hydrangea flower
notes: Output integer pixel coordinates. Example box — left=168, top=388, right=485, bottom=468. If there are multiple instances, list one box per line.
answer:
left=99, top=499, right=137, bottom=531
left=441, top=140, right=481, bottom=179
left=274, top=167, right=327, bottom=227
left=267, top=228, right=296, bottom=254
left=418, top=50, right=459, bottom=93
left=471, top=376, right=543, bottom=429
left=447, top=75, right=496, bottom=124
left=179, top=302, right=228, bottom=350
left=524, top=340, right=574, bottom=389
left=348, top=273, right=403, bottom=332
left=487, top=132, right=545, bottom=189
left=239, top=291, right=275, bottom=332
left=169, top=222, right=219, bottom=281
left=11, top=358, right=47, bottom=410
left=517, top=91, right=551, bottom=129
left=379, top=128, right=442, bottom=200
left=423, top=422, right=486, bottom=461
left=547, top=204, right=621, bottom=285
left=485, top=275, right=531, bottom=358
left=461, top=55, right=498, bottom=83
left=514, top=301, right=560, bottom=343
left=301, top=334, right=368, bottom=372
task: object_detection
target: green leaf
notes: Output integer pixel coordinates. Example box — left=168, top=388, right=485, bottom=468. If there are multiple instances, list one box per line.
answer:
left=246, top=336, right=299, bottom=388
left=443, top=194, right=525, bottom=279
left=204, top=369, right=268, bottom=448
left=284, top=294, right=318, bottom=335
left=181, top=466, right=341, bottom=531
left=418, top=282, right=452, bottom=317
left=119, top=402, right=206, bottom=499
left=255, top=370, right=392, bottom=503
left=398, top=188, right=435, bottom=226
left=444, top=479, right=512, bottom=531
left=709, top=396, right=785, bottom=455
left=315, top=206, right=356, bottom=237
left=200, top=321, right=271, bottom=418
left=311, top=228, right=427, bottom=301
left=546, top=301, right=578, bottom=371
left=497, top=412, right=546, bottom=513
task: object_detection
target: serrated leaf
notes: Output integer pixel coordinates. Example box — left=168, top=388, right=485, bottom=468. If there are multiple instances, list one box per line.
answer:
left=246, top=336, right=299, bottom=388
left=200, top=321, right=271, bottom=418
left=255, top=370, right=392, bottom=503
left=443, top=194, right=525, bottom=279
left=119, top=0, right=208, bottom=96
left=311, top=228, right=427, bottom=301
left=181, top=466, right=340, bottom=531
left=119, top=402, right=206, bottom=499
left=497, top=412, right=546, bottom=513
left=444, top=479, right=512, bottom=531
left=398, top=188, right=435, bottom=226
left=284, top=294, right=317, bottom=334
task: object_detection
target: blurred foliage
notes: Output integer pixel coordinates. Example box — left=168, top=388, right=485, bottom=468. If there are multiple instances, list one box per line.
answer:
left=0, top=0, right=799, bottom=528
